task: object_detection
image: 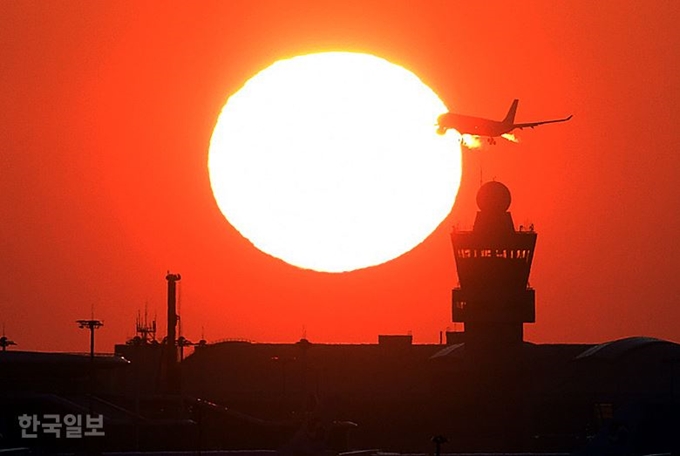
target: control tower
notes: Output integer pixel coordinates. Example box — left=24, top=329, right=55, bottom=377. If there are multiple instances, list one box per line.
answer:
left=451, top=181, right=536, bottom=356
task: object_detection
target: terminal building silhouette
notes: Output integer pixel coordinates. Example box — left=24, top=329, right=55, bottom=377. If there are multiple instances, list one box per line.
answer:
left=2, top=181, right=680, bottom=454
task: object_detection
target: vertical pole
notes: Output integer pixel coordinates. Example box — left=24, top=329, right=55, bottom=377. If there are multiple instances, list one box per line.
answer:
left=431, top=435, right=448, bottom=456
left=90, top=324, right=96, bottom=361
left=77, top=319, right=102, bottom=415
left=165, top=272, right=181, bottom=394
left=89, top=323, right=95, bottom=414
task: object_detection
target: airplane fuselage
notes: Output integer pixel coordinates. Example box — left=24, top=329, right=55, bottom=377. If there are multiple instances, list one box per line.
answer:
left=437, top=113, right=513, bottom=137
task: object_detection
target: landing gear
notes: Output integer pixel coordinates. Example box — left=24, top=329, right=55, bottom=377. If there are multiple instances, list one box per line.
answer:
left=488, top=137, right=497, bottom=145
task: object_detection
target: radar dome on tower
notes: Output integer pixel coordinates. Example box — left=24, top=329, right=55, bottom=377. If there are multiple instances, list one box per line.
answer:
left=476, top=181, right=511, bottom=213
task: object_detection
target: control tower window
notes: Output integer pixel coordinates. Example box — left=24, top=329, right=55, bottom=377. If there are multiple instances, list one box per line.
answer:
left=457, top=249, right=472, bottom=259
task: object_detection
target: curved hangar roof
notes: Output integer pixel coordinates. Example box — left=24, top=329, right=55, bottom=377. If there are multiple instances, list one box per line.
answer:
left=575, top=336, right=680, bottom=362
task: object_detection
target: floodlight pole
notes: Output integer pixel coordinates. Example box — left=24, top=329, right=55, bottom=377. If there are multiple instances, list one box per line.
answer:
left=77, top=319, right=103, bottom=361
left=76, top=318, right=103, bottom=414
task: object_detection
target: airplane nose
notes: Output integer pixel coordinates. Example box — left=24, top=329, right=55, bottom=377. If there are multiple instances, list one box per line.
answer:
left=436, top=113, right=450, bottom=125
left=435, top=114, right=448, bottom=135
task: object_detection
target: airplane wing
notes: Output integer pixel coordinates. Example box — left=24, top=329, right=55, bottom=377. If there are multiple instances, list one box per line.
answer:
left=514, top=115, right=572, bottom=130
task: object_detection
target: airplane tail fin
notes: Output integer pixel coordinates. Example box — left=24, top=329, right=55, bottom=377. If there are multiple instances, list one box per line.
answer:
left=503, top=99, right=519, bottom=124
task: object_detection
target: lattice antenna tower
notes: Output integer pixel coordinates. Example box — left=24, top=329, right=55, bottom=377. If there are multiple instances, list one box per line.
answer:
left=135, top=303, right=157, bottom=343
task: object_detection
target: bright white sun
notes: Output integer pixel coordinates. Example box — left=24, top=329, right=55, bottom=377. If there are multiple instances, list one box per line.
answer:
left=208, top=52, right=461, bottom=272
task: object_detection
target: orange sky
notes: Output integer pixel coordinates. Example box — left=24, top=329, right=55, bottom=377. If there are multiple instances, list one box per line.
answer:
left=3, top=1, right=680, bottom=353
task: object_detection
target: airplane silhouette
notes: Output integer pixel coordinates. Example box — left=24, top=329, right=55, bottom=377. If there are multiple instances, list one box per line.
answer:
left=436, top=99, right=572, bottom=144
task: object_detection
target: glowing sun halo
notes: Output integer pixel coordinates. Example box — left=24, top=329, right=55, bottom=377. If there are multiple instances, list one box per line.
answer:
left=208, top=52, right=461, bottom=272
